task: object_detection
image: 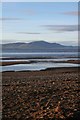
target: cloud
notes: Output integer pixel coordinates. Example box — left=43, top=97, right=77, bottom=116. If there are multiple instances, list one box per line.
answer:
left=58, top=40, right=78, bottom=46
left=0, top=18, right=22, bottom=21
left=62, top=11, right=80, bottom=16
left=17, top=32, right=41, bottom=34
left=22, top=9, right=36, bottom=15
left=42, top=25, right=78, bottom=32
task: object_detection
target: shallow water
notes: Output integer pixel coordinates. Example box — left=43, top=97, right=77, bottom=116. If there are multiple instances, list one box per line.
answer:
left=0, top=58, right=79, bottom=62
left=0, top=52, right=79, bottom=72
left=1, top=62, right=79, bottom=72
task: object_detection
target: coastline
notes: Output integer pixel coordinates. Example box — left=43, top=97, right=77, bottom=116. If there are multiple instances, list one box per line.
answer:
left=1, top=59, right=80, bottom=66
left=0, top=61, right=37, bottom=66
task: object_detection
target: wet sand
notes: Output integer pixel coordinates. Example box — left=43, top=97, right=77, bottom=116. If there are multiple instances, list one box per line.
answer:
left=2, top=67, right=80, bottom=119
left=0, top=61, right=37, bottom=66
left=0, top=60, right=80, bottom=66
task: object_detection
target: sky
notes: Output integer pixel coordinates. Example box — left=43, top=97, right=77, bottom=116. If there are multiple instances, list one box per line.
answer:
left=1, top=0, right=79, bottom=2
left=0, top=2, right=78, bottom=45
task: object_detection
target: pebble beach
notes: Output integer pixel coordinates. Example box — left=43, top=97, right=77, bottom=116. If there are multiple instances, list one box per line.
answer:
left=2, top=67, right=80, bottom=120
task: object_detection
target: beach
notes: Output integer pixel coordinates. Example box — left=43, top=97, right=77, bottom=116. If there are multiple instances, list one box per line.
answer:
left=2, top=67, right=80, bottom=120
left=1, top=1, right=79, bottom=119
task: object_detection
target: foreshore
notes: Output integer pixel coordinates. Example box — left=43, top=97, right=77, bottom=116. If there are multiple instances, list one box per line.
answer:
left=0, top=61, right=37, bottom=66
left=1, top=59, right=80, bottom=66
left=2, top=67, right=80, bottom=119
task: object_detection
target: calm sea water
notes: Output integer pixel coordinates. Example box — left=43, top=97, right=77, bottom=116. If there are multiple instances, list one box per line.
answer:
left=0, top=52, right=79, bottom=72
left=1, top=52, right=79, bottom=58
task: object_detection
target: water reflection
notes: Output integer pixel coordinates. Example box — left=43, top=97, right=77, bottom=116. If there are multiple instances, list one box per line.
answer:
left=1, top=62, right=79, bottom=72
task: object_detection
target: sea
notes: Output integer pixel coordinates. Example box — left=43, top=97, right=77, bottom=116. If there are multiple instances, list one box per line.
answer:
left=0, top=52, right=80, bottom=72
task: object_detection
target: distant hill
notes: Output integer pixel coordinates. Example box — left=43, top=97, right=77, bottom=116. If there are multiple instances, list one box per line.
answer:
left=2, top=40, right=78, bottom=52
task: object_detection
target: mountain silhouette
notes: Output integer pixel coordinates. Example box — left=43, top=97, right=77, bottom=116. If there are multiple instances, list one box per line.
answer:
left=2, top=40, right=78, bottom=52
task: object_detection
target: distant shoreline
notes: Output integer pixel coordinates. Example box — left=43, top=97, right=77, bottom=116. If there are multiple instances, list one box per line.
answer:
left=0, top=56, right=79, bottom=60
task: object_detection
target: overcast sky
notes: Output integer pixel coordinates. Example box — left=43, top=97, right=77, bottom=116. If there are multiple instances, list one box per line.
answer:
left=0, top=2, right=78, bottom=45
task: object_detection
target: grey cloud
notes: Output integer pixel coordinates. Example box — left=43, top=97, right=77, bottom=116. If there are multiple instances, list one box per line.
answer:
left=43, top=25, right=78, bottom=32
left=59, top=41, right=78, bottom=46
left=17, top=32, right=40, bottom=34
left=23, top=9, right=36, bottom=15
left=0, top=18, right=22, bottom=21
left=62, top=11, right=80, bottom=16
